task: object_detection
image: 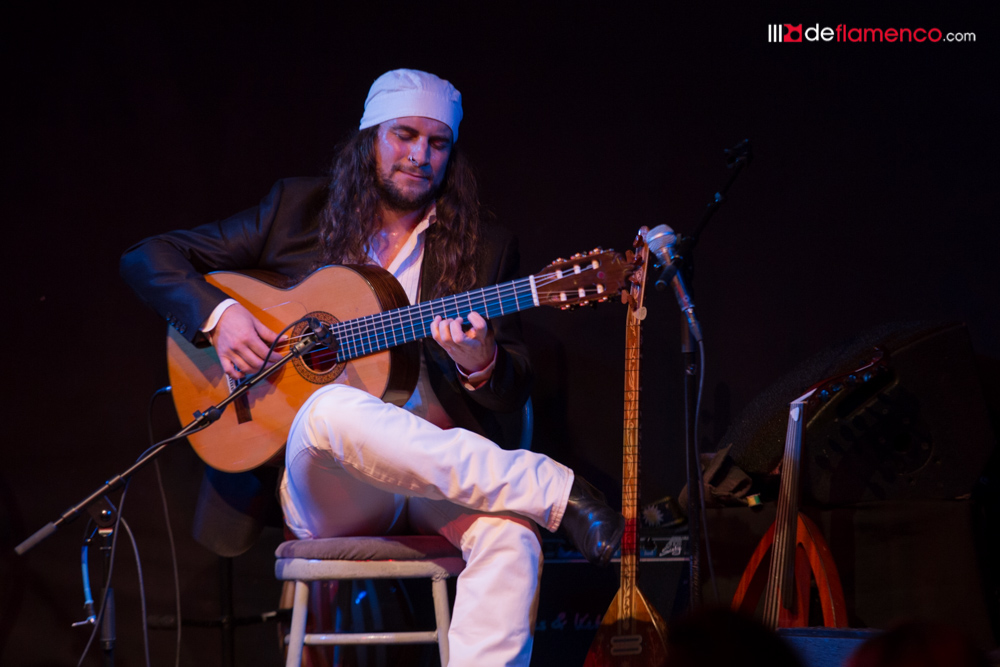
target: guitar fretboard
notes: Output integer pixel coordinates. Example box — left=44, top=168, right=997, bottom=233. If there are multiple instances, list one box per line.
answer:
left=619, top=241, right=649, bottom=633
left=620, top=308, right=642, bottom=629
left=330, top=276, right=539, bottom=361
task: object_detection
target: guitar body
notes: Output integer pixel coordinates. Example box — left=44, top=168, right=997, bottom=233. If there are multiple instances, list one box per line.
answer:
left=167, top=265, right=417, bottom=472
left=585, top=588, right=668, bottom=667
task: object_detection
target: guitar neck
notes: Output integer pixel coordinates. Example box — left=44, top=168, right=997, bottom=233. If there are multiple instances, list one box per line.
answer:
left=619, top=237, right=649, bottom=617
left=583, top=233, right=670, bottom=666
left=620, top=311, right=641, bottom=592
left=332, top=276, right=539, bottom=362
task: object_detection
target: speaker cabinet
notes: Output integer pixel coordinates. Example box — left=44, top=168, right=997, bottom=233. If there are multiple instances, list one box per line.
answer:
left=724, top=322, right=995, bottom=505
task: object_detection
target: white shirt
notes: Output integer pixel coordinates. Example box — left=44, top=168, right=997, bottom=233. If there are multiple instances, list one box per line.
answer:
left=376, top=209, right=455, bottom=429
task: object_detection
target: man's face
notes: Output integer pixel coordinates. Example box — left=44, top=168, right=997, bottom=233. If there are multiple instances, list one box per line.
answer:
left=374, top=116, right=453, bottom=212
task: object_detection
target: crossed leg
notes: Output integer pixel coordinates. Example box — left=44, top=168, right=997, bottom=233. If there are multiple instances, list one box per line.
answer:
left=279, top=384, right=571, bottom=666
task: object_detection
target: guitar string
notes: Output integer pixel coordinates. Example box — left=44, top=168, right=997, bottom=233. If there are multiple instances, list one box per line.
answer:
left=259, top=264, right=619, bottom=366
left=328, top=268, right=610, bottom=364
left=763, top=402, right=803, bottom=625
left=270, top=266, right=605, bottom=347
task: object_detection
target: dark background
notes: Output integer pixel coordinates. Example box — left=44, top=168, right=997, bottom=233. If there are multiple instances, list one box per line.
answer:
left=3, top=2, right=997, bottom=665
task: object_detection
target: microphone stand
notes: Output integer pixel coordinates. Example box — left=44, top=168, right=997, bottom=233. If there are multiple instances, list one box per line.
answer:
left=668, top=139, right=751, bottom=609
left=70, top=497, right=119, bottom=667
left=16, top=325, right=331, bottom=557
left=14, top=324, right=332, bottom=664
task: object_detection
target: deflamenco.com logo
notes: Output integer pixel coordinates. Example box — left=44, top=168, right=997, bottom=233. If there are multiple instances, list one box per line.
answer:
left=767, top=23, right=977, bottom=44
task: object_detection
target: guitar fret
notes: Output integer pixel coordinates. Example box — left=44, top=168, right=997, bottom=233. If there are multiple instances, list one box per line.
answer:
left=337, top=320, right=353, bottom=361
left=369, top=313, right=381, bottom=352
left=346, top=317, right=360, bottom=357
left=387, top=310, right=396, bottom=345
left=374, top=319, right=383, bottom=351
left=376, top=311, right=389, bottom=350
left=354, top=317, right=366, bottom=355
left=359, top=314, right=372, bottom=355
left=365, top=314, right=377, bottom=354
left=495, top=284, right=505, bottom=316
left=352, top=318, right=365, bottom=356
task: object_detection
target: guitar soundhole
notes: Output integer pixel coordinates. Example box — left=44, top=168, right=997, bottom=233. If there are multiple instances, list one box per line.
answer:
left=303, top=346, right=337, bottom=372
left=291, top=311, right=346, bottom=384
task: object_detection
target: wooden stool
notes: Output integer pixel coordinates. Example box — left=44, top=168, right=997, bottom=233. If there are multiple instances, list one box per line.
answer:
left=275, top=535, right=465, bottom=666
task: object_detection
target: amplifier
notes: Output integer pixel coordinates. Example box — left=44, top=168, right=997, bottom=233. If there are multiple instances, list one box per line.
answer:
left=532, top=532, right=690, bottom=664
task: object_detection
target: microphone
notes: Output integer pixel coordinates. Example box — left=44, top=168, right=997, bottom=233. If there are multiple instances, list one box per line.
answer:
left=304, top=317, right=336, bottom=347
left=646, top=225, right=703, bottom=342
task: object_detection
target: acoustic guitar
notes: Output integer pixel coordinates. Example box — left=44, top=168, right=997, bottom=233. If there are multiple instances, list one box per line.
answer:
left=585, top=228, right=669, bottom=667
left=167, top=249, right=634, bottom=472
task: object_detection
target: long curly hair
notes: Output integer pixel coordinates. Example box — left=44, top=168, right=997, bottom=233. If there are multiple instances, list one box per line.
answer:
left=316, top=127, right=482, bottom=300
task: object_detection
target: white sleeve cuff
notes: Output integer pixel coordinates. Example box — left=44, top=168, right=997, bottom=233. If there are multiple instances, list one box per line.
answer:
left=456, top=347, right=498, bottom=391
left=201, top=298, right=239, bottom=334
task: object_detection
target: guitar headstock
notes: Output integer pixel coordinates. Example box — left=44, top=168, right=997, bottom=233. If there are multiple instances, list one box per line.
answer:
left=622, top=227, right=651, bottom=322
left=536, top=248, right=636, bottom=310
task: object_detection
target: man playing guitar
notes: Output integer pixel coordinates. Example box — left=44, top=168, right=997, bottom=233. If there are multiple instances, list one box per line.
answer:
left=121, top=69, right=624, bottom=667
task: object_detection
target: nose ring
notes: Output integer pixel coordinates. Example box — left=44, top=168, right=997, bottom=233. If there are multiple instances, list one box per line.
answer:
left=408, top=156, right=419, bottom=165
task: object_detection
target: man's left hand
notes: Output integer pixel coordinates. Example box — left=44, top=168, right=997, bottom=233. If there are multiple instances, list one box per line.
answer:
left=431, top=311, right=496, bottom=377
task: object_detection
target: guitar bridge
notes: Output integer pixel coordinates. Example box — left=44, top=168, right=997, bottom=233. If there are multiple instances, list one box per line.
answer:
left=227, top=375, right=253, bottom=424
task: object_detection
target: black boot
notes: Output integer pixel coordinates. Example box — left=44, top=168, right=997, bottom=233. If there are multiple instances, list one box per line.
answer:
left=560, top=476, right=625, bottom=567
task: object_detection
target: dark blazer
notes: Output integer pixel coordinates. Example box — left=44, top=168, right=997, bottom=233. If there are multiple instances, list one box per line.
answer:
left=120, top=177, right=532, bottom=448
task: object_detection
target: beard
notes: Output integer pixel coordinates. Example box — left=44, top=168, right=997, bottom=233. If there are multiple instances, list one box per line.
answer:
left=375, top=166, right=439, bottom=212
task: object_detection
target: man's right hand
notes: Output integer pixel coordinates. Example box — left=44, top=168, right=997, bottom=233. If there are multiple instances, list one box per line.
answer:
left=208, top=303, right=283, bottom=379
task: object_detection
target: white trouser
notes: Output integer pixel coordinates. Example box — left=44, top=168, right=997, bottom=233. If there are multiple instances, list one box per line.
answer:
left=279, top=384, right=575, bottom=667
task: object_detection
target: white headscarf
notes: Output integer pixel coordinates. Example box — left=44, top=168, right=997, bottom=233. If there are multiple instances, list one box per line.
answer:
left=359, top=69, right=463, bottom=141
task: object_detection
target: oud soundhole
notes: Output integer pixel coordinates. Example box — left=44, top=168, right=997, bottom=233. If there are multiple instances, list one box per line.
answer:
left=291, top=311, right=346, bottom=384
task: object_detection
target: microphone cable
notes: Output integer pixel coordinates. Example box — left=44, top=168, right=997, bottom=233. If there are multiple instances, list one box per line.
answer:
left=687, top=336, right=719, bottom=604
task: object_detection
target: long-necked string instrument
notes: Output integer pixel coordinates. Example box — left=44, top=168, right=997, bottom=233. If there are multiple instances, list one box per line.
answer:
left=732, top=351, right=887, bottom=629
left=585, top=228, right=668, bottom=666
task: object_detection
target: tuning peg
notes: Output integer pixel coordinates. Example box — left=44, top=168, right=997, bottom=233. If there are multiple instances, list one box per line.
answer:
left=591, top=247, right=603, bottom=254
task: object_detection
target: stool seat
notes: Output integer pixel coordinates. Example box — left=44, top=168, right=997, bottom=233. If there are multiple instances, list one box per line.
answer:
left=275, top=535, right=465, bottom=666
